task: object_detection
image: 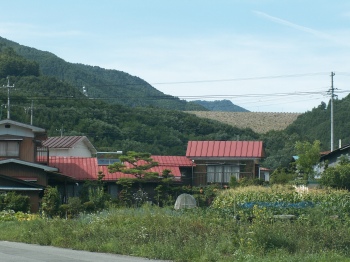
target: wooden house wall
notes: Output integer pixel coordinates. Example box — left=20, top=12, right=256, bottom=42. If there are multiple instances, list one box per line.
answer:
left=0, top=163, right=48, bottom=186
left=25, top=191, right=41, bottom=213
left=19, top=137, right=35, bottom=162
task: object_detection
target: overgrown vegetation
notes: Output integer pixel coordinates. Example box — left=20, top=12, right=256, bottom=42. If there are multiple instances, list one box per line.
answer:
left=0, top=187, right=350, bottom=261
left=0, top=192, right=30, bottom=212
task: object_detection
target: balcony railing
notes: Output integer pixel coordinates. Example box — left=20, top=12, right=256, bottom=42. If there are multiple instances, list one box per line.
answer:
left=35, top=146, right=49, bottom=165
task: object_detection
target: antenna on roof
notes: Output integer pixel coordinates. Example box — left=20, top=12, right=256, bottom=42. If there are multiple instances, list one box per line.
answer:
left=56, top=125, right=64, bottom=137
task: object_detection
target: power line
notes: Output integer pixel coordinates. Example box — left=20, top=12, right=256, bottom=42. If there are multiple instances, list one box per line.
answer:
left=151, top=72, right=329, bottom=85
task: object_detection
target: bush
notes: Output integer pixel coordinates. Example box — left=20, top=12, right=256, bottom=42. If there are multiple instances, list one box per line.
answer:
left=41, top=186, right=60, bottom=217
left=229, top=176, right=239, bottom=188
left=5, top=192, right=30, bottom=212
left=83, top=201, right=95, bottom=212
left=270, top=168, right=296, bottom=184
left=0, top=192, right=30, bottom=212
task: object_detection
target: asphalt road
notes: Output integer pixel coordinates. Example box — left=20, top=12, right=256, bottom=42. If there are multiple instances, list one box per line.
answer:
left=0, top=241, right=170, bottom=262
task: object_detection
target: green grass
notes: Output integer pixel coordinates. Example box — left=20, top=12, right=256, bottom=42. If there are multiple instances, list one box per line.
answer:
left=1, top=205, right=350, bottom=261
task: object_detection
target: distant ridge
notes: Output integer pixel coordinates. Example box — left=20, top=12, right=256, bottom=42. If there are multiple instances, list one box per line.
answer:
left=192, top=99, right=249, bottom=112
left=185, top=111, right=301, bottom=133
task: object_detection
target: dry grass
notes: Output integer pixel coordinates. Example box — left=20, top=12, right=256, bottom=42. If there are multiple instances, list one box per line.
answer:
left=186, top=111, right=301, bottom=134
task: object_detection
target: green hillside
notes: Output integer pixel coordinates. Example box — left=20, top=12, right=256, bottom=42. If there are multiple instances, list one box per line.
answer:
left=0, top=36, right=204, bottom=111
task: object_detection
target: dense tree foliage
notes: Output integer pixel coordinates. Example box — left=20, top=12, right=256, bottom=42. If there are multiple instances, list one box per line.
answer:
left=0, top=74, right=259, bottom=156
left=320, top=156, right=350, bottom=189
left=0, top=45, right=39, bottom=78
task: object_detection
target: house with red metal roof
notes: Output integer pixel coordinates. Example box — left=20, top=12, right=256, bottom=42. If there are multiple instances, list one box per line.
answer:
left=186, top=141, right=265, bottom=186
left=47, top=155, right=194, bottom=199
left=43, top=136, right=97, bottom=157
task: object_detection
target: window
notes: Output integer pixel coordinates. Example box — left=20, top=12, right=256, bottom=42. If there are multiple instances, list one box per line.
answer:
left=207, top=165, right=239, bottom=183
left=0, top=141, right=20, bottom=157
left=96, top=152, right=122, bottom=165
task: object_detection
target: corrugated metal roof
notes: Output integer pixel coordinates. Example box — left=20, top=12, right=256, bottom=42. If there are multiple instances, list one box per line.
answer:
left=151, top=156, right=194, bottom=167
left=48, top=156, right=186, bottom=181
left=186, top=141, right=264, bottom=158
left=43, top=136, right=85, bottom=148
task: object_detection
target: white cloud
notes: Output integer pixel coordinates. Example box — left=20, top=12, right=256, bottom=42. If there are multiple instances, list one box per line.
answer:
left=253, top=11, right=332, bottom=39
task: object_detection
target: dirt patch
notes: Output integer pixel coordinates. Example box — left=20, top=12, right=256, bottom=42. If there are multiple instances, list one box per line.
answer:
left=185, top=111, right=301, bottom=134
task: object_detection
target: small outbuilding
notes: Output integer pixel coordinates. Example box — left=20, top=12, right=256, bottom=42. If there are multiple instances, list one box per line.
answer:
left=174, top=193, right=197, bottom=210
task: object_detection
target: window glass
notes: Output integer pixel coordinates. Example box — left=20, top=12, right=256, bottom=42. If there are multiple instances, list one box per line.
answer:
left=207, top=165, right=239, bottom=183
left=0, top=141, right=19, bottom=156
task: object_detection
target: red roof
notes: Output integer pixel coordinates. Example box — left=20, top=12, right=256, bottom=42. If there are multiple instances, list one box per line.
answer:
left=151, top=156, right=194, bottom=167
left=186, top=141, right=264, bottom=158
left=48, top=156, right=189, bottom=181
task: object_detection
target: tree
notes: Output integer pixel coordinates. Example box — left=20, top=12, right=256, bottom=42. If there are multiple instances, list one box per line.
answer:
left=294, top=140, right=321, bottom=180
left=155, top=169, right=175, bottom=206
left=320, top=156, right=350, bottom=189
left=108, top=151, right=159, bottom=180
left=41, top=186, right=60, bottom=217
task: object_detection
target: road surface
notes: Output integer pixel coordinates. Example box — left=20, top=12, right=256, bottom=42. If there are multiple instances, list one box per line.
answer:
left=0, top=241, right=170, bottom=262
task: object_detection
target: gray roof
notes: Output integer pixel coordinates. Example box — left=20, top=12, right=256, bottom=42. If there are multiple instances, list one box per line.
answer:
left=0, top=158, right=58, bottom=172
left=0, top=119, right=46, bottom=133
left=43, top=136, right=97, bottom=154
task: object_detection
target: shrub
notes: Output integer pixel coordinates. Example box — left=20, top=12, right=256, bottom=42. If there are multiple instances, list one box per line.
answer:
left=6, top=192, right=30, bottom=212
left=41, top=186, right=60, bottom=217
left=1, top=192, right=30, bottom=212
left=83, top=201, right=95, bottom=212
left=270, top=168, right=296, bottom=184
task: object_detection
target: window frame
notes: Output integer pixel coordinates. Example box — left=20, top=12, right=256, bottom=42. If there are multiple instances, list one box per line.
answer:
left=207, top=164, right=240, bottom=183
left=0, top=140, right=20, bottom=157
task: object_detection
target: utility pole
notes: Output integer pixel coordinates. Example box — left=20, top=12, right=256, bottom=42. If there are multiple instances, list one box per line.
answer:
left=329, top=72, right=336, bottom=151
left=1, top=77, right=15, bottom=119
left=30, top=100, right=33, bottom=125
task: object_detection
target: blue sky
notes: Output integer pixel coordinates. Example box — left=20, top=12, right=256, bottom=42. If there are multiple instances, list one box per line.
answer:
left=1, top=0, right=350, bottom=112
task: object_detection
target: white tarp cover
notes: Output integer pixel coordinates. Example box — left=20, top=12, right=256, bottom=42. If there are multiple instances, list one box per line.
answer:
left=174, top=193, right=197, bottom=210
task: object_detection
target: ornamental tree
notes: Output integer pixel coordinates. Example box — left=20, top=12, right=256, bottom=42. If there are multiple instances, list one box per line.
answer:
left=108, top=151, right=159, bottom=180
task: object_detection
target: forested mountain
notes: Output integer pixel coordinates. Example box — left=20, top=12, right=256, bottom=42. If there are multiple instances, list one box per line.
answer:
left=3, top=76, right=259, bottom=155
left=0, top=37, right=205, bottom=111
left=1, top=37, right=349, bottom=171
left=0, top=43, right=259, bottom=156
left=193, top=99, right=249, bottom=112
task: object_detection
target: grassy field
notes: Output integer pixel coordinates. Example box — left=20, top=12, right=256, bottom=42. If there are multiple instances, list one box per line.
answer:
left=1, top=186, right=350, bottom=261
left=185, top=111, right=301, bottom=133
